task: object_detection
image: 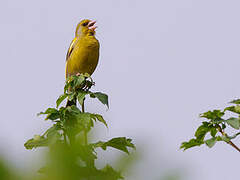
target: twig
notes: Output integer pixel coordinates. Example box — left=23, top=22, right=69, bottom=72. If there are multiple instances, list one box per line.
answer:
left=217, top=125, right=240, bottom=152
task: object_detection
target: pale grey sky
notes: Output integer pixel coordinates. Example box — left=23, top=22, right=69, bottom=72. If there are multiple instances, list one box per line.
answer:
left=1, top=0, right=240, bottom=179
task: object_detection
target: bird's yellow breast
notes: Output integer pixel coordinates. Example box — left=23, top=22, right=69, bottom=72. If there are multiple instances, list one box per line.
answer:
left=66, top=35, right=99, bottom=78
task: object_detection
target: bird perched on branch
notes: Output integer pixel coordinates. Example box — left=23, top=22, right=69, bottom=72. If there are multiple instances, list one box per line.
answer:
left=65, top=19, right=100, bottom=106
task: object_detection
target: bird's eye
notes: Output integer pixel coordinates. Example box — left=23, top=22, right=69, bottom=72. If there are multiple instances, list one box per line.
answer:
left=82, top=22, right=88, bottom=26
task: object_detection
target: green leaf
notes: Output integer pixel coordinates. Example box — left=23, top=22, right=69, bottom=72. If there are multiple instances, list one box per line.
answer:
left=66, top=105, right=81, bottom=114
left=56, top=94, right=68, bottom=108
left=180, top=139, right=203, bottom=150
left=93, top=137, right=135, bottom=154
left=90, top=92, right=109, bottom=108
left=221, top=135, right=231, bottom=143
left=194, top=122, right=211, bottom=140
left=224, top=106, right=240, bottom=114
left=38, top=108, right=60, bottom=121
left=225, top=118, right=240, bottom=129
left=200, top=110, right=224, bottom=120
left=74, top=75, right=85, bottom=87
left=210, top=127, right=217, bottom=137
left=38, top=108, right=58, bottom=116
left=44, top=124, right=62, bottom=137
left=235, top=106, right=240, bottom=113
left=74, top=145, right=97, bottom=163
left=230, top=99, right=240, bottom=104
left=64, top=76, right=74, bottom=93
left=100, top=165, right=123, bottom=179
left=91, top=114, right=108, bottom=128
left=77, top=91, right=88, bottom=106
left=68, top=92, right=76, bottom=101
left=76, top=113, right=94, bottom=130
left=24, top=135, right=49, bottom=150
left=24, top=125, right=62, bottom=150
left=222, top=123, right=226, bottom=130
left=205, top=137, right=217, bottom=148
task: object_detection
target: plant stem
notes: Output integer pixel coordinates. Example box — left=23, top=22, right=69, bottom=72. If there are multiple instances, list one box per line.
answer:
left=82, top=98, right=88, bottom=145
left=82, top=99, right=85, bottom=113
left=228, top=141, right=240, bottom=152
left=217, top=125, right=240, bottom=152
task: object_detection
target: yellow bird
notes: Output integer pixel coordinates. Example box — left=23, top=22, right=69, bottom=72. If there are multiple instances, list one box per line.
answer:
left=65, top=19, right=100, bottom=78
left=65, top=19, right=100, bottom=106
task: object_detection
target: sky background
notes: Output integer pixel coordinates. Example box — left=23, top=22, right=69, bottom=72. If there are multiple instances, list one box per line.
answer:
left=1, top=0, right=240, bottom=179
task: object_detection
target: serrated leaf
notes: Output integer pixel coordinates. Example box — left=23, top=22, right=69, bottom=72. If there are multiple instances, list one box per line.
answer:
left=74, top=75, right=85, bottom=87
left=38, top=108, right=60, bottom=121
left=236, top=106, right=240, bottom=113
left=210, top=128, right=217, bottom=137
left=180, top=139, right=203, bottom=150
left=38, top=108, right=58, bottom=116
left=100, top=165, right=123, bottom=179
left=205, top=137, right=217, bottom=148
left=46, top=113, right=60, bottom=121
left=93, top=137, right=135, bottom=154
left=77, top=91, right=88, bottom=106
left=44, top=124, right=61, bottom=138
left=224, top=106, right=235, bottom=112
left=225, top=118, right=240, bottom=129
left=24, top=136, right=49, bottom=150
left=230, top=99, right=240, bottom=104
left=93, top=114, right=108, bottom=128
left=200, top=110, right=224, bottom=120
left=66, top=112, right=94, bottom=132
left=224, top=106, right=240, bottom=114
left=56, top=94, right=68, bottom=108
left=68, top=92, right=76, bottom=101
left=66, top=105, right=81, bottom=113
left=90, top=92, right=109, bottom=108
left=194, top=122, right=211, bottom=140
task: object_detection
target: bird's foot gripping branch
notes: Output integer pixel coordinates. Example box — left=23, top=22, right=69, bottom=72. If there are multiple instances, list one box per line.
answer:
left=24, top=74, right=135, bottom=180
left=180, top=99, right=240, bottom=152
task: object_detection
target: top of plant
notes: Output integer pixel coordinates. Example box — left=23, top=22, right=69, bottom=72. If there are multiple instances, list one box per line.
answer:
left=24, top=74, right=135, bottom=180
left=180, top=99, right=240, bottom=152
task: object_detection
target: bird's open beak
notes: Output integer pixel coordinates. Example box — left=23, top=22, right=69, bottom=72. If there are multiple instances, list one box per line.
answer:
left=88, top=20, right=97, bottom=31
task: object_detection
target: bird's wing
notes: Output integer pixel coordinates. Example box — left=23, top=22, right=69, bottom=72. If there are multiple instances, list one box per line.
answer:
left=66, top=37, right=77, bottom=61
left=65, top=37, right=77, bottom=78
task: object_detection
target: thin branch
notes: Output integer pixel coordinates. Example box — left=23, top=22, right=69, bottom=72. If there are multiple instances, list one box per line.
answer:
left=217, top=125, right=240, bottom=152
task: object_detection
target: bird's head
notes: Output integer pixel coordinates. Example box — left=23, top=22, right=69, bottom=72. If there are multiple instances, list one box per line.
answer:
left=75, top=19, right=97, bottom=37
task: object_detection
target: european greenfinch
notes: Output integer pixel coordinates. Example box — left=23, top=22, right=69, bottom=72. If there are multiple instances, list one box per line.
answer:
left=65, top=19, right=100, bottom=106
left=65, top=19, right=100, bottom=78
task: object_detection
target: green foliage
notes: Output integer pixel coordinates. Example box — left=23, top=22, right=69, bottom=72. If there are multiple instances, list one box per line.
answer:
left=92, top=137, right=136, bottom=154
left=90, top=92, right=109, bottom=108
left=24, top=74, right=135, bottom=180
left=180, top=99, right=240, bottom=151
left=230, top=99, right=240, bottom=105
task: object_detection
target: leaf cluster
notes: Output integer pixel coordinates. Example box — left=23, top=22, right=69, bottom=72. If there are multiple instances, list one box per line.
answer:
left=24, top=74, right=135, bottom=180
left=180, top=99, right=240, bottom=151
